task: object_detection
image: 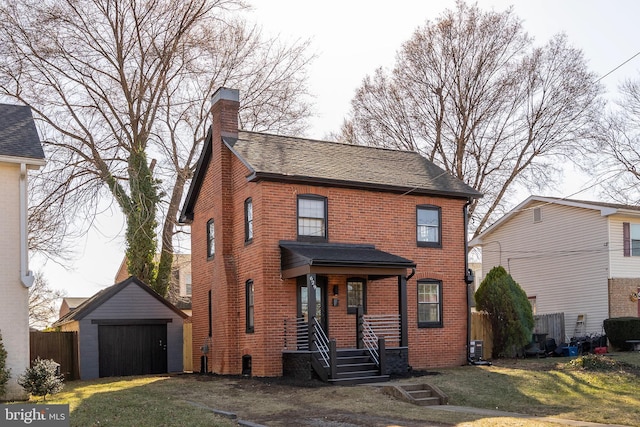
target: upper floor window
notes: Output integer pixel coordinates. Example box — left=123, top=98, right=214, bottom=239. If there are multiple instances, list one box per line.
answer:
left=246, top=280, right=254, bottom=333
left=297, top=195, right=327, bottom=241
left=347, top=278, right=366, bottom=314
left=623, top=222, right=640, bottom=257
left=417, top=205, right=441, bottom=247
left=245, top=198, right=253, bottom=243
left=207, top=218, right=215, bottom=259
left=417, top=279, right=442, bottom=328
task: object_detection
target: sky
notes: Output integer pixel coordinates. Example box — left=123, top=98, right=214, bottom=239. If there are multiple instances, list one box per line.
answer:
left=33, top=0, right=640, bottom=302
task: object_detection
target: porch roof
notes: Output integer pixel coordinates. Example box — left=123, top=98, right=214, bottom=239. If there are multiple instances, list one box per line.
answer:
left=279, top=241, right=416, bottom=279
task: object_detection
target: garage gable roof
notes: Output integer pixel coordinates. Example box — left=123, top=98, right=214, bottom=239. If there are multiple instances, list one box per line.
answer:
left=53, top=276, right=188, bottom=326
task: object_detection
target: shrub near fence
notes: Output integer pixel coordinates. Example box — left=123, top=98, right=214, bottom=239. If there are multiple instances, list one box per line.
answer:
left=471, top=312, right=565, bottom=359
left=29, top=331, right=79, bottom=381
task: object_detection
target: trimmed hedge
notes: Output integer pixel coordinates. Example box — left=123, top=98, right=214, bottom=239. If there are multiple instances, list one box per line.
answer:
left=603, top=317, right=640, bottom=350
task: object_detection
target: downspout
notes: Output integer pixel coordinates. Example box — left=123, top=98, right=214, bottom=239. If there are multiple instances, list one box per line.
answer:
left=20, top=163, right=34, bottom=288
left=463, top=199, right=473, bottom=364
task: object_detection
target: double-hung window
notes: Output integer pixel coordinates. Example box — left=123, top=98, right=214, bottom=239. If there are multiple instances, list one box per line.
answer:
left=417, top=279, right=442, bottom=328
left=297, top=195, right=327, bottom=241
left=207, top=219, right=215, bottom=258
left=245, top=198, right=253, bottom=243
left=632, top=224, right=640, bottom=256
left=417, top=205, right=441, bottom=247
left=623, top=222, right=640, bottom=256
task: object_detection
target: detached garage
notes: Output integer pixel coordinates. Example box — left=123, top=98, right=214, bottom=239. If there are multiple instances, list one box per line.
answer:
left=53, top=276, right=188, bottom=379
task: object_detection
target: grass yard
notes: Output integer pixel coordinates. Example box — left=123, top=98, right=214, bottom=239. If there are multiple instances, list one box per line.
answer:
left=24, top=352, right=640, bottom=427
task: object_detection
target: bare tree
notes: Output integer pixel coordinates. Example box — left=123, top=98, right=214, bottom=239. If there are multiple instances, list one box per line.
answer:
left=29, top=272, right=66, bottom=330
left=0, top=0, right=313, bottom=295
left=591, top=77, right=640, bottom=205
left=341, top=1, right=603, bottom=235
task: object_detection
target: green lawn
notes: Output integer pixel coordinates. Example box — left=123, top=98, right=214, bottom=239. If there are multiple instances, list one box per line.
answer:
left=21, top=352, right=640, bottom=427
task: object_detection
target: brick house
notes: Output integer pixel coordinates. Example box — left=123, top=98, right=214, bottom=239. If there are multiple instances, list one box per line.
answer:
left=180, top=88, right=481, bottom=383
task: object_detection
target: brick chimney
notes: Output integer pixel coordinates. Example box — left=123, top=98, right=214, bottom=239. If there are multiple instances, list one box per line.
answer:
left=208, top=87, right=241, bottom=373
left=211, top=87, right=239, bottom=138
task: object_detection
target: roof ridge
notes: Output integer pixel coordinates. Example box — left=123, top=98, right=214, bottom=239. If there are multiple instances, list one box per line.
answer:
left=238, top=129, right=420, bottom=155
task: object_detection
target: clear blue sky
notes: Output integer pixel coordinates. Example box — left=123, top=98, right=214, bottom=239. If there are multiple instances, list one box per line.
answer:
left=36, top=0, right=640, bottom=299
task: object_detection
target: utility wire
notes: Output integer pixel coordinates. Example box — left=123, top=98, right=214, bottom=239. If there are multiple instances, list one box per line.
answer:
left=596, top=50, right=640, bottom=83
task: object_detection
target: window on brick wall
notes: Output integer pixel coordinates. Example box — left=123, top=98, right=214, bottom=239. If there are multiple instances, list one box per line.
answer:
left=297, top=195, right=327, bottom=241
left=347, top=278, right=366, bottom=314
left=245, top=198, right=253, bottom=243
left=417, top=279, right=442, bottom=328
left=207, top=218, right=215, bottom=259
left=417, top=205, right=441, bottom=248
left=246, top=280, right=254, bottom=333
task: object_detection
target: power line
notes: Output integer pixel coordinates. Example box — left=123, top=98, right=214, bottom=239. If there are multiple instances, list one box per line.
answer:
left=596, top=49, right=640, bottom=83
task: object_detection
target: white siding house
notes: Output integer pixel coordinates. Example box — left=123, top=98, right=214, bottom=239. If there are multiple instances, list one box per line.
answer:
left=0, top=104, right=45, bottom=401
left=470, top=196, right=640, bottom=340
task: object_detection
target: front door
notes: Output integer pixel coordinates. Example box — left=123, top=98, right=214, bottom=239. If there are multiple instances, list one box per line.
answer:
left=297, top=276, right=327, bottom=333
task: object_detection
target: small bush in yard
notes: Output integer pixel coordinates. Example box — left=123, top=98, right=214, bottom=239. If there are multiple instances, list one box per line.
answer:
left=475, top=266, right=534, bottom=358
left=603, top=317, right=640, bottom=350
left=18, top=357, right=64, bottom=400
left=0, top=330, right=10, bottom=397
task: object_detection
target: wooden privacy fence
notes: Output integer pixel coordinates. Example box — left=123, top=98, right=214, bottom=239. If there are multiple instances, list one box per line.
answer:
left=471, top=312, right=493, bottom=358
left=471, top=312, right=565, bottom=358
left=29, top=331, right=79, bottom=381
left=533, top=312, right=565, bottom=345
left=183, top=323, right=193, bottom=372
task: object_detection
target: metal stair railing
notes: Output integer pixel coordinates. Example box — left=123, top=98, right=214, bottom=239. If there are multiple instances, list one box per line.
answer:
left=361, top=317, right=380, bottom=365
left=363, top=314, right=401, bottom=347
left=313, top=317, right=330, bottom=367
left=283, top=317, right=309, bottom=350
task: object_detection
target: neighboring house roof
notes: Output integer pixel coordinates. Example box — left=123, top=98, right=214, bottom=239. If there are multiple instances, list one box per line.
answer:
left=53, top=276, right=188, bottom=326
left=469, top=195, right=640, bottom=246
left=62, top=297, right=89, bottom=311
left=181, top=130, right=481, bottom=222
left=0, top=103, right=45, bottom=162
left=279, top=241, right=416, bottom=279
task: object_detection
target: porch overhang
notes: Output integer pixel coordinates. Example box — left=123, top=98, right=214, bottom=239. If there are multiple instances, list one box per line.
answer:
left=279, top=241, right=416, bottom=279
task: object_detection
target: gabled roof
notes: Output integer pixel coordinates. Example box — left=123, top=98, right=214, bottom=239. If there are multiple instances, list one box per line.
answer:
left=61, top=297, right=89, bottom=310
left=0, top=103, right=45, bottom=163
left=469, top=195, right=640, bottom=246
left=53, top=276, right=188, bottom=326
left=180, top=130, right=481, bottom=222
left=279, top=240, right=416, bottom=279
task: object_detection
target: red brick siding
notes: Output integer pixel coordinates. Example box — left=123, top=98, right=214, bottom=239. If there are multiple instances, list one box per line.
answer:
left=191, top=154, right=469, bottom=375
left=189, top=92, right=469, bottom=376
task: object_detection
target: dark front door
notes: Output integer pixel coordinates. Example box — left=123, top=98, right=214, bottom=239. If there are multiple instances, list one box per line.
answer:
left=297, top=276, right=327, bottom=332
left=98, top=324, right=167, bottom=377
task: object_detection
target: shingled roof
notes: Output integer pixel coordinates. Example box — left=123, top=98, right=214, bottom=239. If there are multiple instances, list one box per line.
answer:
left=0, top=103, right=45, bottom=161
left=181, top=130, right=481, bottom=222
left=53, top=276, right=188, bottom=327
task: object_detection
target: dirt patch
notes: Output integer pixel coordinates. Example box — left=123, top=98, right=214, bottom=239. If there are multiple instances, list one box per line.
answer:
left=181, top=372, right=448, bottom=427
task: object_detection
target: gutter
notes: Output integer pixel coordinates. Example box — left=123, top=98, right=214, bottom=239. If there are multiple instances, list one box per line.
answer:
left=20, top=163, right=34, bottom=288
left=463, top=199, right=474, bottom=364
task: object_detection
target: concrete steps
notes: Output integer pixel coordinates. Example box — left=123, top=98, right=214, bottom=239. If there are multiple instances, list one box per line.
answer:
left=382, top=383, right=448, bottom=406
